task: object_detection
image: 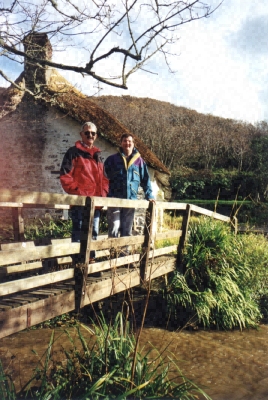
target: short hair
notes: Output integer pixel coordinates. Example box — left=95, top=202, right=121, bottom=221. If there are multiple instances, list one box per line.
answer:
left=81, top=122, right=97, bottom=133
left=120, top=133, right=134, bottom=142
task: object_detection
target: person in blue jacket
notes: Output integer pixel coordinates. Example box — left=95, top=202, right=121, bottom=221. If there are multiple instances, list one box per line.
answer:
left=104, top=133, right=155, bottom=255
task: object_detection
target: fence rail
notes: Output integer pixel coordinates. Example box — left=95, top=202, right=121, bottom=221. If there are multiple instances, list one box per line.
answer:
left=0, top=189, right=235, bottom=339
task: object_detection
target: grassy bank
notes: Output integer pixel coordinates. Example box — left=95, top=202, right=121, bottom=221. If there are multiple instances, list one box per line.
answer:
left=163, top=217, right=268, bottom=330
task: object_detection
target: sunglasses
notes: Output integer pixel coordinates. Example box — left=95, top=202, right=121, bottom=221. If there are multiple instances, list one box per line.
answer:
left=84, top=131, right=96, bottom=137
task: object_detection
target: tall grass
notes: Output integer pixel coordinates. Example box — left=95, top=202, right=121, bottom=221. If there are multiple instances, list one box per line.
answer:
left=164, top=217, right=268, bottom=330
left=0, top=361, right=16, bottom=400
left=17, top=313, right=211, bottom=400
left=24, top=212, right=108, bottom=241
left=24, top=218, right=72, bottom=240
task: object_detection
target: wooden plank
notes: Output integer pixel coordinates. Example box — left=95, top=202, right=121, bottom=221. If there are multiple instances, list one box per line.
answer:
left=92, top=197, right=150, bottom=209
left=0, top=256, right=173, bottom=339
left=0, top=261, right=42, bottom=275
left=83, top=270, right=140, bottom=306
left=57, top=256, right=72, bottom=265
left=90, top=235, right=145, bottom=251
left=96, top=249, right=110, bottom=258
left=0, top=291, right=76, bottom=338
left=22, top=204, right=70, bottom=209
left=145, top=257, right=176, bottom=280
left=156, top=202, right=188, bottom=210
left=27, top=290, right=55, bottom=296
left=190, top=204, right=230, bottom=222
left=155, top=230, right=182, bottom=240
left=0, top=190, right=149, bottom=208
left=11, top=295, right=41, bottom=302
left=1, top=241, right=36, bottom=251
left=0, top=203, right=70, bottom=209
left=27, top=290, right=54, bottom=298
left=0, top=189, right=86, bottom=206
left=0, top=304, right=12, bottom=310
left=149, top=245, right=177, bottom=258
left=0, top=242, right=80, bottom=265
left=53, top=283, right=74, bottom=292
left=0, top=269, right=74, bottom=296
left=0, top=202, right=24, bottom=207
left=87, top=254, right=140, bottom=274
left=2, top=298, right=30, bottom=306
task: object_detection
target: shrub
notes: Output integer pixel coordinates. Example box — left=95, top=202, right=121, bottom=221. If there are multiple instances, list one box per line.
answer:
left=163, top=217, right=268, bottom=330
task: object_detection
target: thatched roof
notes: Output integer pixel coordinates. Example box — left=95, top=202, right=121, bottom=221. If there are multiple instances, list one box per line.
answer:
left=0, top=69, right=170, bottom=175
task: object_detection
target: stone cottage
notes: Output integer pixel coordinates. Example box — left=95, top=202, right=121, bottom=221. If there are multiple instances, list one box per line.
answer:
left=0, top=33, right=171, bottom=229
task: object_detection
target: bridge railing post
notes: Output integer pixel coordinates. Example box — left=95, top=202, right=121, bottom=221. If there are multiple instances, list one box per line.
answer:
left=12, top=207, right=25, bottom=242
left=231, top=216, right=238, bottom=235
left=140, top=201, right=156, bottom=283
left=177, top=203, right=191, bottom=274
left=74, top=197, right=95, bottom=313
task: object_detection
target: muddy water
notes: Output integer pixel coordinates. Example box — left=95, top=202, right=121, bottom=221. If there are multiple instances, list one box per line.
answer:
left=0, top=325, right=268, bottom=400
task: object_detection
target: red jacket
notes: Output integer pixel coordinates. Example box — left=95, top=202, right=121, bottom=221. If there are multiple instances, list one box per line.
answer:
left=60, top=141, right=109, bottom=198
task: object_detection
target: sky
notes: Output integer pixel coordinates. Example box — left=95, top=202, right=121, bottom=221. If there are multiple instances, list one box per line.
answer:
left=1, top=0, right=268, bottom=124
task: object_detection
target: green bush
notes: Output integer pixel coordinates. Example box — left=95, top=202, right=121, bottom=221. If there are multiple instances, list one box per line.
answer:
left=164, top=217, right=268, bottom=330
left=171, top=169, right=264, bottom=202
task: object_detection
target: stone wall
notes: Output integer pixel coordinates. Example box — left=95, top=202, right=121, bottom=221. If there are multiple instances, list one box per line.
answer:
left=0, top=101, right=165, bottom=228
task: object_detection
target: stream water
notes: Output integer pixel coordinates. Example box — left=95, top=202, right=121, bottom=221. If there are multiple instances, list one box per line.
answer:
left=0, top=323, right=267, bottom=399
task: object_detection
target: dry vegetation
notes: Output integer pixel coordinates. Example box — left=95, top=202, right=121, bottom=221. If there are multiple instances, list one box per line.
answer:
left=91, top=95, right=265, bottom=173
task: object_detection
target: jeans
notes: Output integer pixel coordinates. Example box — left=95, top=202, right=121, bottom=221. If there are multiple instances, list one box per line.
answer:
left=107, top=207, right=135, bottom=256
left=70, top=206, right=100, bottom=262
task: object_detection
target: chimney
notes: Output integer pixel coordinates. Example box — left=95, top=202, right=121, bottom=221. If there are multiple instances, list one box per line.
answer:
left=23, top=32, right=52, bottom=93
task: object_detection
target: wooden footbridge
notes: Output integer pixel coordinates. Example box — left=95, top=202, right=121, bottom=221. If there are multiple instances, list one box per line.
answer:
left=0, top=190, right=235, bottom=339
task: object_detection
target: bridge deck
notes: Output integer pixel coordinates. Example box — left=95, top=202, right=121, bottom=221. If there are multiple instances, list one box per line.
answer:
left=0, top=256, right=175, bottom=338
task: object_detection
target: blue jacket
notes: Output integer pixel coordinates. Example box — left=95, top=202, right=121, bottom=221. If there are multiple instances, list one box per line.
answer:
left=104, top=148, right=154, bottom=200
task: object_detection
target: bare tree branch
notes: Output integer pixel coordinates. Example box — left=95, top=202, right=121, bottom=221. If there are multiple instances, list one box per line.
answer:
left=0, top=0, right=223, bottom=93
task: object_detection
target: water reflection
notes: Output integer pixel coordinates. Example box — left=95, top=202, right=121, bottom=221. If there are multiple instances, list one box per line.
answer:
left=0, top=324, right=267, bottom=399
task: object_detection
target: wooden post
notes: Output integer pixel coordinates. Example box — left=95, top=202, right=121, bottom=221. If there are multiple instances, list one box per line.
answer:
left=12, top=207, right=25, bottom=242
left=140, top=201, right=156, bottom=283
left=177, top=204, right=191, bottom=274
left=74, top=197, right=95, bottom=312
left=231, top=216, right=238, bottom=235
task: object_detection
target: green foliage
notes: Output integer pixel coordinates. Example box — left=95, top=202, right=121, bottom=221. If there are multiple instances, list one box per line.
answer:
left=164, top=218, right=268, bottom=330
left=24, top=218, right=72, bottom=240
left=24, top=213, right=108, bottom=241
left=20, top=313, right=211, bottom=400
left=171, top=169, right=263, bottom=202
left=0, top=361, right=16, bottom=400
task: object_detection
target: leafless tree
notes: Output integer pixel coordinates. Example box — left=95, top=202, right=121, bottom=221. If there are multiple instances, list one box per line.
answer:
left=0, top=0, right=222, bottom=93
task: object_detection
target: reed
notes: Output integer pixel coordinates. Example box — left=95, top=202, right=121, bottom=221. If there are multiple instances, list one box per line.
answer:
left=164, top=217, right=267, bottom=330
left=0, top=361, right=16, bottom=400
left=18, top=313, right=211, bottom=399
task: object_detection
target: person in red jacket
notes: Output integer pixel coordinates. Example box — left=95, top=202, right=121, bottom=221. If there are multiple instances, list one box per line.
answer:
left=60, top=122, right=109, bottom=263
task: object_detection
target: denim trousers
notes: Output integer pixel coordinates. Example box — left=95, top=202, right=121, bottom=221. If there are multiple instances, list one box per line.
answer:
left=70, top=206, right=100, bottom=262
left=107, top=207, right=135, bottom=256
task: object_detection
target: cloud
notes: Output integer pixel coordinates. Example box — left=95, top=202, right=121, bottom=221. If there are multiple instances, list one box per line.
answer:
left=229, top=15, right=268, bottom=56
